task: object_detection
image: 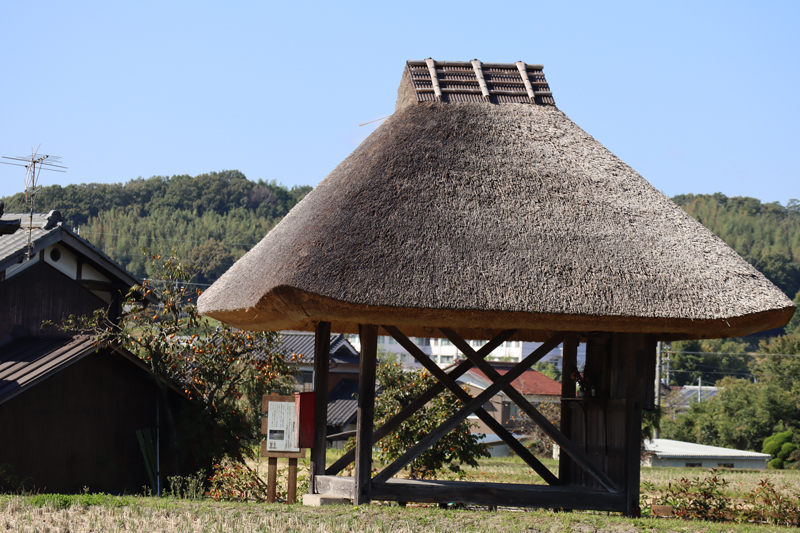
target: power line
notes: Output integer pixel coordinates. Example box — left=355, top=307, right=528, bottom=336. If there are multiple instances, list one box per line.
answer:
left=79, top=230, right=262, bottom=247
left=665, top=350, right=800, bottom=358
left=143, top=278, right=213, bottom=287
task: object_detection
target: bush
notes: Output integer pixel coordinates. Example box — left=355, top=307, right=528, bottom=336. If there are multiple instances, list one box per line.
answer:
left=762, top=429, right=793, bottom=457
left=779, top=442, right=798, bottom=461
left=769, top=457, right=784, bottom=470
left=655, top=470, right=732, bottom=522
left=763, top=430, right=799, bottom=469
left=644, top=470, right=800, bottom=525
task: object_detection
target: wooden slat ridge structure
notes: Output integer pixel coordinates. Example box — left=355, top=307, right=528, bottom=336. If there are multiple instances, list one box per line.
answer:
left=198, top=59, right=795, bottom=515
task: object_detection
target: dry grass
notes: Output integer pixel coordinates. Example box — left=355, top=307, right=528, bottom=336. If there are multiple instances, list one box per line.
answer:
left=3, top=456, right=800, bottom=532
left=4, top=496, right=799, bottom=532
left=641, top=466, right=800, bottom=495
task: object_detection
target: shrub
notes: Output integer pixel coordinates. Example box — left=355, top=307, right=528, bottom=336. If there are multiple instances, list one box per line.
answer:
left=654, top=470, right=733, bottom=521
left=769, top=457, right=784, bottom=470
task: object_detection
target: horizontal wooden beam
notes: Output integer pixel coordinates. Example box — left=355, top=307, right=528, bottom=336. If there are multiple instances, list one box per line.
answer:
left=79, top=279, right=116, bottom=292
left=408, top=60, right=545, bottom=70
left=415, top=87, right=552, bottom=97
left=371, top=479, right=626, bottom=512
left=259, top=443, right=306, bottom=458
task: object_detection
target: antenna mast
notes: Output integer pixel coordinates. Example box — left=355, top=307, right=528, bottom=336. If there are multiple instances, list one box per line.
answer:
left=1, top=145, right=67, bottom=260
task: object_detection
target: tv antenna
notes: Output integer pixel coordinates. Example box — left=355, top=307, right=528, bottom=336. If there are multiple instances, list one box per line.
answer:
left=1, top=145, right=67, bottom=260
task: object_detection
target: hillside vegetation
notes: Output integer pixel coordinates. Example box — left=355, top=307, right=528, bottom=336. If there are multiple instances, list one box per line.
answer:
left=674, top=193, right=800, bottom=300
left=1, top=171, right=311, bottom=284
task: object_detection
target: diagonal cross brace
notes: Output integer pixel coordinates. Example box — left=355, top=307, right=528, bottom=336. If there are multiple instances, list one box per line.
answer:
left=383, top=325, right=559, bottom=485
left=441, top=328, right=619, bottom=493
left=325, top=329, right=517, bottom=475
left=373, top=333, right=567, bottom=484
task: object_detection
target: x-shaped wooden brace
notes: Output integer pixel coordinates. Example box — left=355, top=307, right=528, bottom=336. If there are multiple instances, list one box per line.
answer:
left=325, top=329, right=517, bottom=476
left=373, top=331, right=586, bottom=485
left=439, top=328, right=618, bottom=493
left=381, top=325, right=558, bottom=485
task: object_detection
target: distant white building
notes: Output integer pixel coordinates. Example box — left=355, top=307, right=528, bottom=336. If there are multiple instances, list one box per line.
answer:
left=643, top=439, right=770, bottom=470
left=347, top=335, right=584, bottom=369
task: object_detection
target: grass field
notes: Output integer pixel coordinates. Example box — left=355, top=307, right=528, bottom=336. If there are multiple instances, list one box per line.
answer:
left=3, top=454, right=800, bottom=532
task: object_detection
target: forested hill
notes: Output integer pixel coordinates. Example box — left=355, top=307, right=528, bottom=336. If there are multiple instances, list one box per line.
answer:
left=2, top=175, right=799, bottom=302
left=674, top=193, right=800, bottom=300
left=0, top=171, right=311, bottom=284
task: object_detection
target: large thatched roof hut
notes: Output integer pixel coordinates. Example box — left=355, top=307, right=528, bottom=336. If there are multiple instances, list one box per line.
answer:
left=200, top=62, right=792, bottom=341
left=199, top=60, right=794, bottom=514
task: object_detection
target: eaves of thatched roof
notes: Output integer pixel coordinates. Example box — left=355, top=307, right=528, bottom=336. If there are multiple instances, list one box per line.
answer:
left=198, top=60, right=795, bottom=341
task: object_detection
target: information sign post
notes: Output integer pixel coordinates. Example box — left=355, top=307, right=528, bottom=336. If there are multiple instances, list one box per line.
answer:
left=260, top=393, right=309, bottom=503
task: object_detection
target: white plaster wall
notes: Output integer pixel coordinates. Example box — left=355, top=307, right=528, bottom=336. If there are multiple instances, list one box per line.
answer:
left=81, top=263, right=109, bottom=282
left=43, top=244, right=78, bottom=279
left=649, top=457, right=767, bottom=470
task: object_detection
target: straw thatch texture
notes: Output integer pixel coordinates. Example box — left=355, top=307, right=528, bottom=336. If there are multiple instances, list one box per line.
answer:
left=199, top=77, right=794, bottom=340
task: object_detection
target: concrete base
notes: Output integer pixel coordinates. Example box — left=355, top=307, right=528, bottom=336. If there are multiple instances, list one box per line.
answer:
left=302, top=494, right=352, bottom=506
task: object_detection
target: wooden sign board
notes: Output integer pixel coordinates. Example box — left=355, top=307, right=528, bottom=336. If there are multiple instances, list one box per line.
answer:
left=261, top=393, right=307, bottom=503
left=261, top=393, right=305, bottom=458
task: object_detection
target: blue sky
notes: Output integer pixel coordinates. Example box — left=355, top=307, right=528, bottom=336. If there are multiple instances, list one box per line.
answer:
left=1, top=1, right=798, bottom=204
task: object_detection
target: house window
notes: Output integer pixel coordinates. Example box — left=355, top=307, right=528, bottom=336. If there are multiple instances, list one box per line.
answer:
left=685, top=463, right=702, bottom=468
left=415, top=338, right=430, bottom=346
left=442, top=339, right=453, bottom=346
left=439, top=355, right=454, bottom=364
left=718, top=463, right=734, bottom=469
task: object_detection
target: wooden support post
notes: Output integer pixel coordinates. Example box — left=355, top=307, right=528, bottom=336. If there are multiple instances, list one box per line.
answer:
left=287, top=458, right=298, bottom=504
left=622, top=333, right=654, bottom=517
left=559, top=334, right=578, bottom=485
left=267, top=457, right=278, bottom=503
left=310, top=321, right=331, bottom=494
left=354, top=324, right=378, bottom=505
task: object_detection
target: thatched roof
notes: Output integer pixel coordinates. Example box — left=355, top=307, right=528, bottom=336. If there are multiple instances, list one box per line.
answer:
left=198, top=60, right=794, bottom=341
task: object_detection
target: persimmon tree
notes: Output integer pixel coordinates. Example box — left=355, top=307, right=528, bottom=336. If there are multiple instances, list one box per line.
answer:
left=56, top=251, right=296, bottom=464
left=366, top=360, right=489, bottom=479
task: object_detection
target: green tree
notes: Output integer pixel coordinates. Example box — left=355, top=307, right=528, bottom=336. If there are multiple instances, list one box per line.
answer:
left=755, top=333, right=800, bottom=395
left=668, top=338, right=751, bottom=386
left=762, top=430, right=798, bottom=469
left=532, top=361, right=561, bottom=382
left=55, top=251, right=296, bottom=466
left=364, top=361, right=489, bottom=479
left=784, top=291, right=800, bottom=336
left=661, top=376, right=799, bottom=451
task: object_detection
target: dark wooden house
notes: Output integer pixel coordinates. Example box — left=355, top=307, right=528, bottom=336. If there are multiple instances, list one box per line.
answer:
left=0, top=211, right=136, bottom=338
left=197, top=59, right=795, bottom=514
left=0, top=211, right=186, bottom=493
left=276, top=330, right=360, bottom=393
